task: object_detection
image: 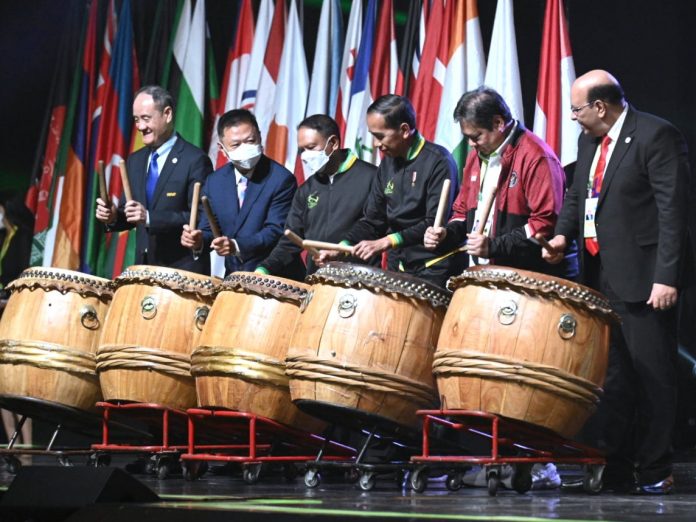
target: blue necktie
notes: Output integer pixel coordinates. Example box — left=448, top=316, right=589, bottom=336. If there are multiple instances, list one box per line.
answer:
left=146, top=151, right=159, bottom=207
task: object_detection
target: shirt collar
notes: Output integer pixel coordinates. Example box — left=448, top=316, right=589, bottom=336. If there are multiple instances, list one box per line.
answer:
left=606, top=105, right=629, bottom=143
left=478, top=120, right=517, bottom=165
left=153, top=132, right=177, bottom=158
left=405, top=131, right=426, bottom=161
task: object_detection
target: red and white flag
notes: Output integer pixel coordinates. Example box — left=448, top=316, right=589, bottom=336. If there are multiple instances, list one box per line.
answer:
left=256, top=0, right=286, bottom=140
left=533, top=0, right=578, bottom=166
left=335, top=0, right=362, bottom=143
left=241, top=0, right=273, bottom=111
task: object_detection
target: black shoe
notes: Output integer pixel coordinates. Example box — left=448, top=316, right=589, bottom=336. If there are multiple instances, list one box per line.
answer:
left=633, top=475, right=674, bottom=495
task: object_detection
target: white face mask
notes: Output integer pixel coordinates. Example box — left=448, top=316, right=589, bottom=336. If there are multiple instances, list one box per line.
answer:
left=300, top=137, right=335, bottom=178
left=226, top=143, right=263, bottom=171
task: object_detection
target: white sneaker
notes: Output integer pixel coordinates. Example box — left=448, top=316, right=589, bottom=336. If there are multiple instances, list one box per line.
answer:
left=531, top=463, right=561, bottom=490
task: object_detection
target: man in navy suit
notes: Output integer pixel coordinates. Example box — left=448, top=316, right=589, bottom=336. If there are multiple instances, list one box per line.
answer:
left=544, top=70, right=691, bottom=494
left=181, top=109, right=301, bottom=277
left=95, top=85, right=213, bottom=274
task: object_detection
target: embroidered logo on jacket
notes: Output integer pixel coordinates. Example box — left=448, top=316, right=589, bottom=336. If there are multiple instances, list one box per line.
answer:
left=509, top=172, right=518, bottom=188
left=384, top=179, right=395, bottom=195
left=307, top=192, right=319, bottom=209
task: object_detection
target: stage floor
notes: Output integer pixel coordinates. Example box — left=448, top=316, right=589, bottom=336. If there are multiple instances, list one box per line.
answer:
left=2, top=454, right=696, bottom=521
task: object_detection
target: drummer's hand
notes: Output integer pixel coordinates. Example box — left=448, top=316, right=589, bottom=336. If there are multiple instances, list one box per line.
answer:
left=542, top=234, right=567, bottom=264
left=95, top=197, right=117, bottom=225
left=465, top=232, right=489, bottom=257
left=315, top=249, right=341, bottom=266
left=353, top=238, right=390, bottom=260
left=124, top=200, right=147, bottom=224
left=647, top=283, right=678, bottom=311
left=424, top=226, right=446, bottom=250
left=211, top=236, right=236, bottom=257
left=181, top=224, right=203, bottom=250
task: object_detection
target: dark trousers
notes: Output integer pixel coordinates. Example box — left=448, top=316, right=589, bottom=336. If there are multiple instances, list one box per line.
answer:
left=582, top=257, right=678, bottom=485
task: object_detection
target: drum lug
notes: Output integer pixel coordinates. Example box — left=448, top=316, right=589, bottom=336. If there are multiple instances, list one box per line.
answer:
left=194, top=306, right=210, bottom=330
left=337, top=293, right=357, bottom=318
left=140, top=296, right=158, bottom=320
left=80, top=305, right=100, bottom=330
left=497, top=300, right=518, bottom=325
left=558, top=313, right=577, bottom=339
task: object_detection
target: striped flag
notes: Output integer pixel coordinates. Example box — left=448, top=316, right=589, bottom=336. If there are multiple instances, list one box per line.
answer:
left=484, top=0, right=523, bottom=123
left=306, top=0, right=343, bottom=118
left=208, top=0, right=254, bottom=168
left=256, top=0, right=286, bottom=140
left=172, top=0, right=205, bottom=147
left=240, top=0, right=273, bottom=111
left=335, top=0, right=362, bottom=143
left=395, top=0, right=422, bottom=97
left=265, top=0, right=308, bottom=177
left=533, top=0, right=578, bottom=166
left=434, top=0, right=485, bottom=172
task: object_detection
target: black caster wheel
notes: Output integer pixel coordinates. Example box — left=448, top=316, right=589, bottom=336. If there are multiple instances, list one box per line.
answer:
left=157, top=463, right=170, bottom=480
left=183, top=461, right=208, bottom=481
left=242, top=463, right=262, bottom=484
left=487, top=470, right=500, bottom=496
left=58, top=455, right=73, bottom=467
left=583, top=464, right=604, bottom=494
left=304, top=468, right=320, bottom=488
left=410, top=467, right=428, bottom=493
left=358, top=472, right=376, bottom=491
left=446, top=473, right=462, bottom=491
left=511, top=465, right=532, bottom=494
left=5, top=456, right=21, bottom=475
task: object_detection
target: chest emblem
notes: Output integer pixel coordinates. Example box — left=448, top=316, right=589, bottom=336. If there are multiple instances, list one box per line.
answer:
left=508, top=172, right=518, bottom=188
left=384, top=179, right=395, bottom=195
left=307, top=192, right=319, bottom=209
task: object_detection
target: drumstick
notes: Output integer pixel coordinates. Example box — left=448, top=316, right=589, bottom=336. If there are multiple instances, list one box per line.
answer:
left=201, top=196, right=222, bottom=238
left=97, top=160, right=108, bottom=203
left=535, top=233, right=558, bottom=255
left=475, top=186, right=498, bottom=235
left=285, top=229, right=320, bottom=257
left=189, top=182, right=201, bottom=229
left=119, top=160, right=133, bottom=201
left=303, top=239, right=354, bottom=255
left=433, top=179, right=451, bottom=229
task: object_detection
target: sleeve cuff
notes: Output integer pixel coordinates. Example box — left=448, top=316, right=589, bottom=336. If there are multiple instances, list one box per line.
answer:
left=255, top=266, right=270, bottom=275
left=387, top=233, right=403, bottom=248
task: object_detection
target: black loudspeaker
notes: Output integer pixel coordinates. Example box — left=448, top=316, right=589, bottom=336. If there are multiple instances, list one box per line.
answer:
left=0, top=466, right=159, bottom=521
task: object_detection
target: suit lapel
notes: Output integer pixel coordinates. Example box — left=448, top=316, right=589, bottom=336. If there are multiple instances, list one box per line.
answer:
left=152, top=134, right=184, bottom=206
left=577, top=133, right=599, bottom=196
left=133, top=150, right=149, bottom=202
left=598, top=108, right=636, bottom=207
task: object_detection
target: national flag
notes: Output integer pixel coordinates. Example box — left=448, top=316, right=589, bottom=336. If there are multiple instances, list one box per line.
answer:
left=172, top=0, right=206, bottom=147
left=410, top=0, right=447, bottom=142
left=335, top=0, right=362, bottom=142
left=265, top=0, right=308, bottom=178
left=208, top=0, right=254, bottom=168
left=434, top=0, right=485, bottom=172
left=53, top=0, right=100, bottom=270
left=28, top=6, right=82, bottom=267
left=143, top=0, right=178, bottom=86
left=395, top=0, right=422, bottom=97
left=484, top=0, right=524, bottom=123
left=305, top=0, right=343, bottom=118
left=204, top=21, right=220, bottom=154
left=240, top=0, right=273, bottom=111
left=256, top=0, right=286, bottom=140
left=533, top=0, right=578, bottom=166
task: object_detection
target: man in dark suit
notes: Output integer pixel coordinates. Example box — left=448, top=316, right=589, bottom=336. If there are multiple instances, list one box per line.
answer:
left=181, top=109, right=300, bottom=277
left=95, top=85, right=213, bottom=274
left=543, top=70, right=691, bottom=494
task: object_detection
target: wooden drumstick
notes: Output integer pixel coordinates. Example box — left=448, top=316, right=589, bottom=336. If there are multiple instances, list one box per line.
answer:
left=285, top=229, right=320, bottom=257
left=535, top=233, right=558, bottom=255
left=119, top=160, right=133, bottom=201
left=201, top=196, right=222, bottom=238
left=97, top=160, right=108, bottom=203
left=433, top=179, right=451, bottom=229
left=475, top=186, right=498, bottom=235
left=303, top=239, right=354, bottom=255
left=189, top=182, right=201, bottom=229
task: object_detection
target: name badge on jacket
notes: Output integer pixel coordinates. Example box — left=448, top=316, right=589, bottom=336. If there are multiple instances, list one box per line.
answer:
left=584, top=197, right=598, bottom=238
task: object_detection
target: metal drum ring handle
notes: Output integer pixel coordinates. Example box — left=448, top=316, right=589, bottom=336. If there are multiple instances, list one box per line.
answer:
left=558, top=313, right=577, bottom=340
left=80, top=305, right=100, bottom=330
left=194, top=306, right=210, bottom=331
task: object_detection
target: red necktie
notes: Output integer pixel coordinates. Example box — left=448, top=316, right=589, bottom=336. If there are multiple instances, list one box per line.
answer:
left=585, top=135, right=612, bottom=256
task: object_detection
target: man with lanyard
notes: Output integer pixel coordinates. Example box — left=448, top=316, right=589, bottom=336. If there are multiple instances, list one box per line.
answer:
left=96, top=85, right=213, bottom=274
left=424, top=87, right=575, bottom=279
left=181, top=109, right=300, bottom=278
left=255, top=114, right=377, bottom=280
left=320, top=94, right=459, bottom=288
left=543, top=70, right=691, bottom=494
left=424, top=87, right=573, bottom=490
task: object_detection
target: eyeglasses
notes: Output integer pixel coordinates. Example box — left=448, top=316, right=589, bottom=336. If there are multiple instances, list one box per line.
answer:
left=570, top=100, right=596, bottom=115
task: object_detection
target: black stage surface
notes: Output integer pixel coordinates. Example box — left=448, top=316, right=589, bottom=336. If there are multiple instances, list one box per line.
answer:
left=1, top=453, right=696, bottom=522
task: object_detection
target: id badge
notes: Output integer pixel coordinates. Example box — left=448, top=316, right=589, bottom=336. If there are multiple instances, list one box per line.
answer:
left=584, top=197, right=598, bottom=238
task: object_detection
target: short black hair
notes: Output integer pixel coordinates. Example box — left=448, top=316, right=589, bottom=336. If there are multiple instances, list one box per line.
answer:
left=587, top=83, right=625, bottom=106
left=298, top=114, right=341, bottom=141
left=217, top=109, right=261, bottom=138
left=367, top=94, right=416, bottom=130
left=134, top=85, right=176, bottom=113
left=453, top=87, right=512, bottom=130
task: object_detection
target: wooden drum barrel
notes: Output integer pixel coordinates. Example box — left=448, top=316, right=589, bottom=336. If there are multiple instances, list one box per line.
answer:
left=433, top=266, right=616, bottom=439
left=191, top=272, right=325, bottom=432
left=97, top=265, right=217, bottom=410
left=0, top=268, right=113, bottom=411
left=287, top=262, right=450, bottom=432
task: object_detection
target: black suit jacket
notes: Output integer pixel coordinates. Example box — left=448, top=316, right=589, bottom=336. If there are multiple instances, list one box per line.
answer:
left=556, top=107, right=691, bottom=302
left=112, top=134, right=213, bottom=273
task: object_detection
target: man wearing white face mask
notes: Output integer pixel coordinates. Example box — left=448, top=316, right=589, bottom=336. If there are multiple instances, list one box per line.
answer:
left=255, top=114, right=377, bottom=279
left=181, top=109, right=301, bottom=276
